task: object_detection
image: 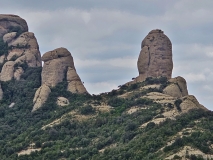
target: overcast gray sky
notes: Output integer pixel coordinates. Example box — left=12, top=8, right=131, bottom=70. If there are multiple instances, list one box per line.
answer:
left=2, top=0, right=213, bottom=110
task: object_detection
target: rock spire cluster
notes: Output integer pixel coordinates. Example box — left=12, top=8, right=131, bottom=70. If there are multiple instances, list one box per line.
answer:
left=0, top=14, right=88, bottom=111
left=0, top=14, right=206, bottom=113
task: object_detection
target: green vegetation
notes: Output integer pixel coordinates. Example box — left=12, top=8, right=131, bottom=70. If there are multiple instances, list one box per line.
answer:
left=0, top=37, right=8, bottom=56
left=175, top=99, right=183, bottom=111
left=8, top=26, right=23, bottom=38
left=0, top=76, right=212, bottom=159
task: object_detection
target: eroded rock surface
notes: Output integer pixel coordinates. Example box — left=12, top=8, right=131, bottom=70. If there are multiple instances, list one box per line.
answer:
left=67, top=67, right=87, bottom=93
left=135, top=29, right=173, bottom=82
left=32, top=84, right=51, bottom=112
left=163, top=76, right=188, bottom=98
left=41, top=48, right=75, bottom=87
left=0, top=14, right=42, bottom=82
left=180, top=95, right=208, bottom=113
left=57, top=97, right=70, bottom=106
left=0, top=14, right=28, bottom=37
left=0, top=61, right=15, bottom=81
left=32, top=48, right=87, bottom=111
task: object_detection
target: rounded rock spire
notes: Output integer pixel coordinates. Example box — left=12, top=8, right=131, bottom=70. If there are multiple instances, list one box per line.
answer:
left=136, top=29, right=173, bottom=81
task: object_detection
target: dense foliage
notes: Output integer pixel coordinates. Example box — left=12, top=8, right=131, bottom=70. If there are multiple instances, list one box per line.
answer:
left=0, top=76, right=212, bottom=160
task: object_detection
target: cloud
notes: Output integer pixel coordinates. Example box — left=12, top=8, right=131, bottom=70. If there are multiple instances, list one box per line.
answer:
left=183, top=73, right=206, bottom=83
left=85, top=82, right=118, bottom=95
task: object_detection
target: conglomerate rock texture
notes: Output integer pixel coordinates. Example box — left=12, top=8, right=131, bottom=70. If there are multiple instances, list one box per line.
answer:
left=135, top=29, right=173, bottom=82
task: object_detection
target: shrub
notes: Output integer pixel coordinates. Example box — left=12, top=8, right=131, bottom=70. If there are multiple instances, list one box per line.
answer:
left=146, top=122, right=155, bottom=130
left=80, top=105, right=95, bottom=115
left=175, top=99, right=182, bottom=111
left=0, top=38, right=8, bottom=56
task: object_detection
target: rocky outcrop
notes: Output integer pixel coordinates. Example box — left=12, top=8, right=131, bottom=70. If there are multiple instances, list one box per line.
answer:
left=41, top=48, right=75, bottom=87
left=135, top=29, right=173, bottom=82
left=0, top=61, right=15, bottom=81
left=41, top=47, right=87, bottom=93
left=7, top=32, right=42, bottom=67
left=180, top=95, right=208, bottom=113
left=32, top=84, right=51, bottom=112
left=67, top=67, right=87, bottom=93
left=32, top=47, right=87, bottom=111
left=57, top=97, right=70, bottom=106
left=0, top=14, right=28, bottom=37
left=163, top=76, right=188, bottom=98
left=0, top=14, right=42, bottom=82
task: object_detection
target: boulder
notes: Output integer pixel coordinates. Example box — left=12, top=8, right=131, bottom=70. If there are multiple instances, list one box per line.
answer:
left=163, top=83, right=182, bottom=98
left=0, top=14, right=28, bottom=37
left=57, top=97, right=70, bottom=106
left=32, top=84, right=51, bottom=112
left=135, top=29, right=173, bottom=82
left=163, top=76, right=188, bottom=98
left=169, top=76, right=188, bottom=96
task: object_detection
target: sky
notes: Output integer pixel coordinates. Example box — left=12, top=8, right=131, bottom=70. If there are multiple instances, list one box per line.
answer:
left=1, top=0, right=213, bottom=110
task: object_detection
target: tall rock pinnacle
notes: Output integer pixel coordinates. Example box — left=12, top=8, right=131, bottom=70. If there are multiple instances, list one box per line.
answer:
left=32, top=48, right=87, bottom=111
left=128, top=29, right=188, bottom=99
left=136, top=29, right=173, bottom=82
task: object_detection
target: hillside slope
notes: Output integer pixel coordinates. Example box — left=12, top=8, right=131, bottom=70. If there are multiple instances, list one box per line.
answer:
left=0, top=77, right=212, bottom=160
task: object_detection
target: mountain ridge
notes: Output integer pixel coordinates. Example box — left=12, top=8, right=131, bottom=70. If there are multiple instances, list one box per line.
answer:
left=0, top=14, right=212, bottom=160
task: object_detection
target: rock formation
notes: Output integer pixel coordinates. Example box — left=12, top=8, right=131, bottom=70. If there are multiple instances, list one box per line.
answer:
left=32, top=84, right=51, bottom=112
left=180, top=95, right=208, bottom=113
left=57, top=97, right=70, bottom=107
left=0, top=14, right=42, bottom=83
left=135, top=29, right=173, bottom=82
left=67, top=67, right=87, bottom=93
left=163, top=76, right=188, bottom=98
left=41, top=47, right=75, bottom=87
left=32, top=47, right=87, bottom=111
left=0, top=14, right=28, bottom=38
left=126, top=29, right=189, bottom=99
